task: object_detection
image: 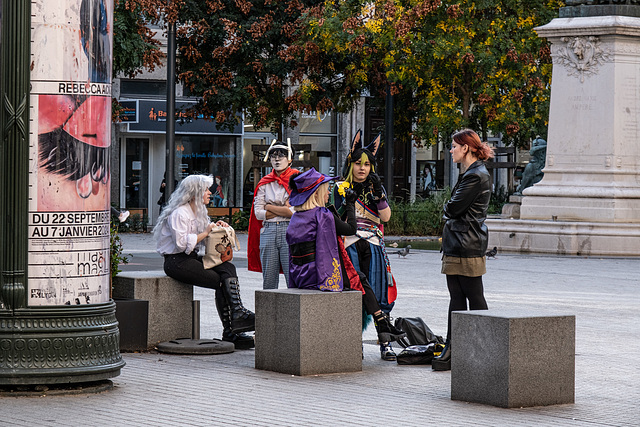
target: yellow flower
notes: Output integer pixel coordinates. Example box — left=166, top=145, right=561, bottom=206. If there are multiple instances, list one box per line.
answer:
left=337, top=181, right=351, bottom=197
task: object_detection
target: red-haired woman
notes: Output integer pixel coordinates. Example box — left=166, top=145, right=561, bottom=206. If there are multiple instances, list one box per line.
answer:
left=432, top=129, right=494, bottom=371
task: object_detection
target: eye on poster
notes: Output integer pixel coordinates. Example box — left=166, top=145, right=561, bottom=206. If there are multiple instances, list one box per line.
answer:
left=28, top=0, right=113, bottom=306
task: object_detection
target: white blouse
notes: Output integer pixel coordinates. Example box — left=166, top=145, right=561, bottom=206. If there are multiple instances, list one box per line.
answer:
left=156, top=204, right=204, bottom=255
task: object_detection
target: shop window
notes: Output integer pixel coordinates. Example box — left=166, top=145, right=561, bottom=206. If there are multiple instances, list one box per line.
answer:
left=121, top=80, right=167, bottom=98
left=125, top=138, right=149, bottom=210
left=298, top=111, right=336, bottom=133
left=177, top=135, right=239, bottom=207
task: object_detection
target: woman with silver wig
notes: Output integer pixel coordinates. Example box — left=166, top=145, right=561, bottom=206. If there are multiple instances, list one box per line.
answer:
left=154, top=174, right=255, bottom=349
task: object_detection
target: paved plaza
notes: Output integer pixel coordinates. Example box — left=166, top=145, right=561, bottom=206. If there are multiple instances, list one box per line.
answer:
left=1, top=232, right=639, bottom=426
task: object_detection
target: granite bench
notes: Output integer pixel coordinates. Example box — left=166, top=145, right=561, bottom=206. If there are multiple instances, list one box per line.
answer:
left=451, top=309, right=575, bottom=408
left=112, top=271, right=194, bottom=350
left=255, top=288, right=362, bottom=376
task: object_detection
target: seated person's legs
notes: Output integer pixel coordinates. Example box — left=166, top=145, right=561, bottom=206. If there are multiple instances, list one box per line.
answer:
left=211, top=261, right=255, bottom=335
left=355, top=272, right=405, bottom=343
left=163, top=252, right=221, bottom=290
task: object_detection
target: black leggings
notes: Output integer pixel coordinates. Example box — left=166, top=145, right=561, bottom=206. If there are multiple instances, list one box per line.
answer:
left=446, top=274, right=488, bottom=340
left=343, top=272, right=381, bottom=316
left=163, top=252, right=237, bottom=290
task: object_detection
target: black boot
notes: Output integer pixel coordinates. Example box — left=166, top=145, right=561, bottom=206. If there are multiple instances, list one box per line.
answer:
left=215, top=290, right=254, bottom=350
left=432, top=341, right=451, bottom=371
left=373, top=312, right=406, bottom=343
left=221, top=277, right=255, bottom=334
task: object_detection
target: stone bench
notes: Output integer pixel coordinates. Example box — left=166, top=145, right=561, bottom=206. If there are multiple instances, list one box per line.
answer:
left=451, top=309, right=575, bottom=408
left=112, top=271, right=194, bottom=350
left=255, top=289, right=362, bottom=376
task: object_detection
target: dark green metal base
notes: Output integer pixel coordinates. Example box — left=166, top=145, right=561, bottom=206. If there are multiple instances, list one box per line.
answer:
left=0, top=379, right=114, bottom=396
left=0, top=301, right=125, bottom=385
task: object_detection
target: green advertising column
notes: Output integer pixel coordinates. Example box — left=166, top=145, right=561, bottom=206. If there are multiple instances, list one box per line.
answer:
left=0, top=0, right=124, bottom=385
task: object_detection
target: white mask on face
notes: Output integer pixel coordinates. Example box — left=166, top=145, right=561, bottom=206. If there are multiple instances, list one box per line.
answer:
left=270, top=153, right=290, bottom=172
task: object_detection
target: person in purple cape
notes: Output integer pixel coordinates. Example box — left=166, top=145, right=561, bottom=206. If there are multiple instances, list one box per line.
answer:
left=286, top=168, right=406, bottom=345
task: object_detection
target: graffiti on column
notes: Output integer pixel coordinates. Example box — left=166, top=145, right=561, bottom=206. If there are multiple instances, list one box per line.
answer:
left=28, top=0, right=112, bottom=306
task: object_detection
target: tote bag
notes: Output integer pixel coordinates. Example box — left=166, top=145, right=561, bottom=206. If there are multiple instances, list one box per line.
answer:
left=203, top=224, right=240, bottom=269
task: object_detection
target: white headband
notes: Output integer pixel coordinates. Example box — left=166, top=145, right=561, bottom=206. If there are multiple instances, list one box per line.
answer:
left=263, top=138, right=293, bottom=162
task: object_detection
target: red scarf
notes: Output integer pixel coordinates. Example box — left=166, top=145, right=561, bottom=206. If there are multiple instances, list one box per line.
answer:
left=247, top=167, right=299, bottom=272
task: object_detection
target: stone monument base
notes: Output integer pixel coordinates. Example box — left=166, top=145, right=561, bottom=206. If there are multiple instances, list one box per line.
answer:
left=487, top=218, right=640, bottom=256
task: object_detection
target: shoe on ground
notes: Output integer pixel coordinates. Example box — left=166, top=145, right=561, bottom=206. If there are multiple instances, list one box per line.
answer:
left=432, top=342, right=451, bottom=371
left=380, top=343, right=397, bottom=361
left=222, top=331, right=254, bottom=350
left=118, top=210, right=130, bottom=222
left=431, top=358, right=451, bottom=371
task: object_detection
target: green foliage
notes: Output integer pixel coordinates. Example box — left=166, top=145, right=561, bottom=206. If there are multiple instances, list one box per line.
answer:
left=175, top=0, right=325, bottom=135
left=110, top=224, right=130, bottom=279
left=409, top=0, right=563, bottom=147
left=116, top=1, right=562, bottom=148
left=385, top=188, right=451, bottom=236
left=209, top=210, right=249, bottom=231
left=231, top=209, right=250, bottom=231
left=385, top=185, right=507, bottom=235
left=113, top=0, right=164, bottom=78
left=488, top=185, right=510, bottom=215
left=112, top=212, right=148, bottom=233
left=298, top=0, right=562, bottom=148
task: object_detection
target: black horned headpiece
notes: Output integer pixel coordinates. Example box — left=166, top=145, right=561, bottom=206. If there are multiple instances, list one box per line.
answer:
left=341, top=129, right=381, bottom=178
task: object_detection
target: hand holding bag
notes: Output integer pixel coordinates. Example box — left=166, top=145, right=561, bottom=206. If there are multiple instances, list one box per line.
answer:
left=203, top=224, right=240, bottom=269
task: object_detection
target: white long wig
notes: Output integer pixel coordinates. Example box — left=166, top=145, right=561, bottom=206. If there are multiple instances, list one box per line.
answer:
left=153, top=174, right=213, bottom=239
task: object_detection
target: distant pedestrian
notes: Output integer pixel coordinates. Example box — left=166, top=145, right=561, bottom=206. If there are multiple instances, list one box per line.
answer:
left=432, top=129, right=494, bottom=371
left=247, top=139, right=298, bottom=289
left=154, top=174, right=255, bottom=349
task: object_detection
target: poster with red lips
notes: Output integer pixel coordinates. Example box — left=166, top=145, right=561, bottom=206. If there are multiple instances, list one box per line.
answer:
left=28, top=0, right=112, bottom=306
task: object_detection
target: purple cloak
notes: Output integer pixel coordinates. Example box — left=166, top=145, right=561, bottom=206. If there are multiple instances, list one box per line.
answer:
left=286, top=207, right=343, bottom=292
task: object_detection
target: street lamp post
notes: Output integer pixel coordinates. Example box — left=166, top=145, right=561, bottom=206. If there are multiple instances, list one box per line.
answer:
left=165, top=17, right=176, bottom=198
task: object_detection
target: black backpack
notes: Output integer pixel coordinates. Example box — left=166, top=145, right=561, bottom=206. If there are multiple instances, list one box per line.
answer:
left=394, top=317, right=445, bottom=348
left=394, top=317, right=445, bottom=365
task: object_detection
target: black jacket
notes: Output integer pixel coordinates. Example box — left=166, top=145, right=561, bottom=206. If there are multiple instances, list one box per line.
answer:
left=441, top=160, right=491, bottom=258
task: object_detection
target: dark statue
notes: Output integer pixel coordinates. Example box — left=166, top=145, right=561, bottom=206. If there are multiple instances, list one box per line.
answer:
left=515, top=138, right=547, bottom=195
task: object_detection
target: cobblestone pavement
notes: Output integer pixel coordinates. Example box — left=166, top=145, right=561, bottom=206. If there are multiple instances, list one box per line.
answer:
left=1, top=233, right=639, bottom=426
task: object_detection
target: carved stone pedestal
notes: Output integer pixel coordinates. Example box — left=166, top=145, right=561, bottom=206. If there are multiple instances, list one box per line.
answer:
left=490, top=15, right=640, bottom=256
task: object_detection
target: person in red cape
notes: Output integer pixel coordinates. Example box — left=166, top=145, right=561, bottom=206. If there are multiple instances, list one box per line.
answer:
left=247, top=139, right=299, bottom=289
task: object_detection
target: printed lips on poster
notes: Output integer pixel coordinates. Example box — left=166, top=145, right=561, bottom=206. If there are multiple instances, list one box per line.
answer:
left=28, top=0, right=113, bottom=306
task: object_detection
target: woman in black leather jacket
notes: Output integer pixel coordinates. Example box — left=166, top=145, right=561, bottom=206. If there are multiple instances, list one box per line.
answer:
left=432, top=129, right=494, bottom=371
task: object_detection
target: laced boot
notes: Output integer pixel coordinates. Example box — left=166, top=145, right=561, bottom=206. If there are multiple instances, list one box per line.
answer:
left=221, top=277, right=255, bottom=334
left=215, top=290, right=254, bottom=350
left=373, top=312, right=406, bottom=343
left=431, top=341, right=451, bottom=371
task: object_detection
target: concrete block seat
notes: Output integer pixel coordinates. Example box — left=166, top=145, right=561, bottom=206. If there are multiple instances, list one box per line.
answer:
left=451, top=309, right=575, bottom=408
left=112, top=271, right=194, bottom=349
left=255, top=289, right=362, bottom=376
